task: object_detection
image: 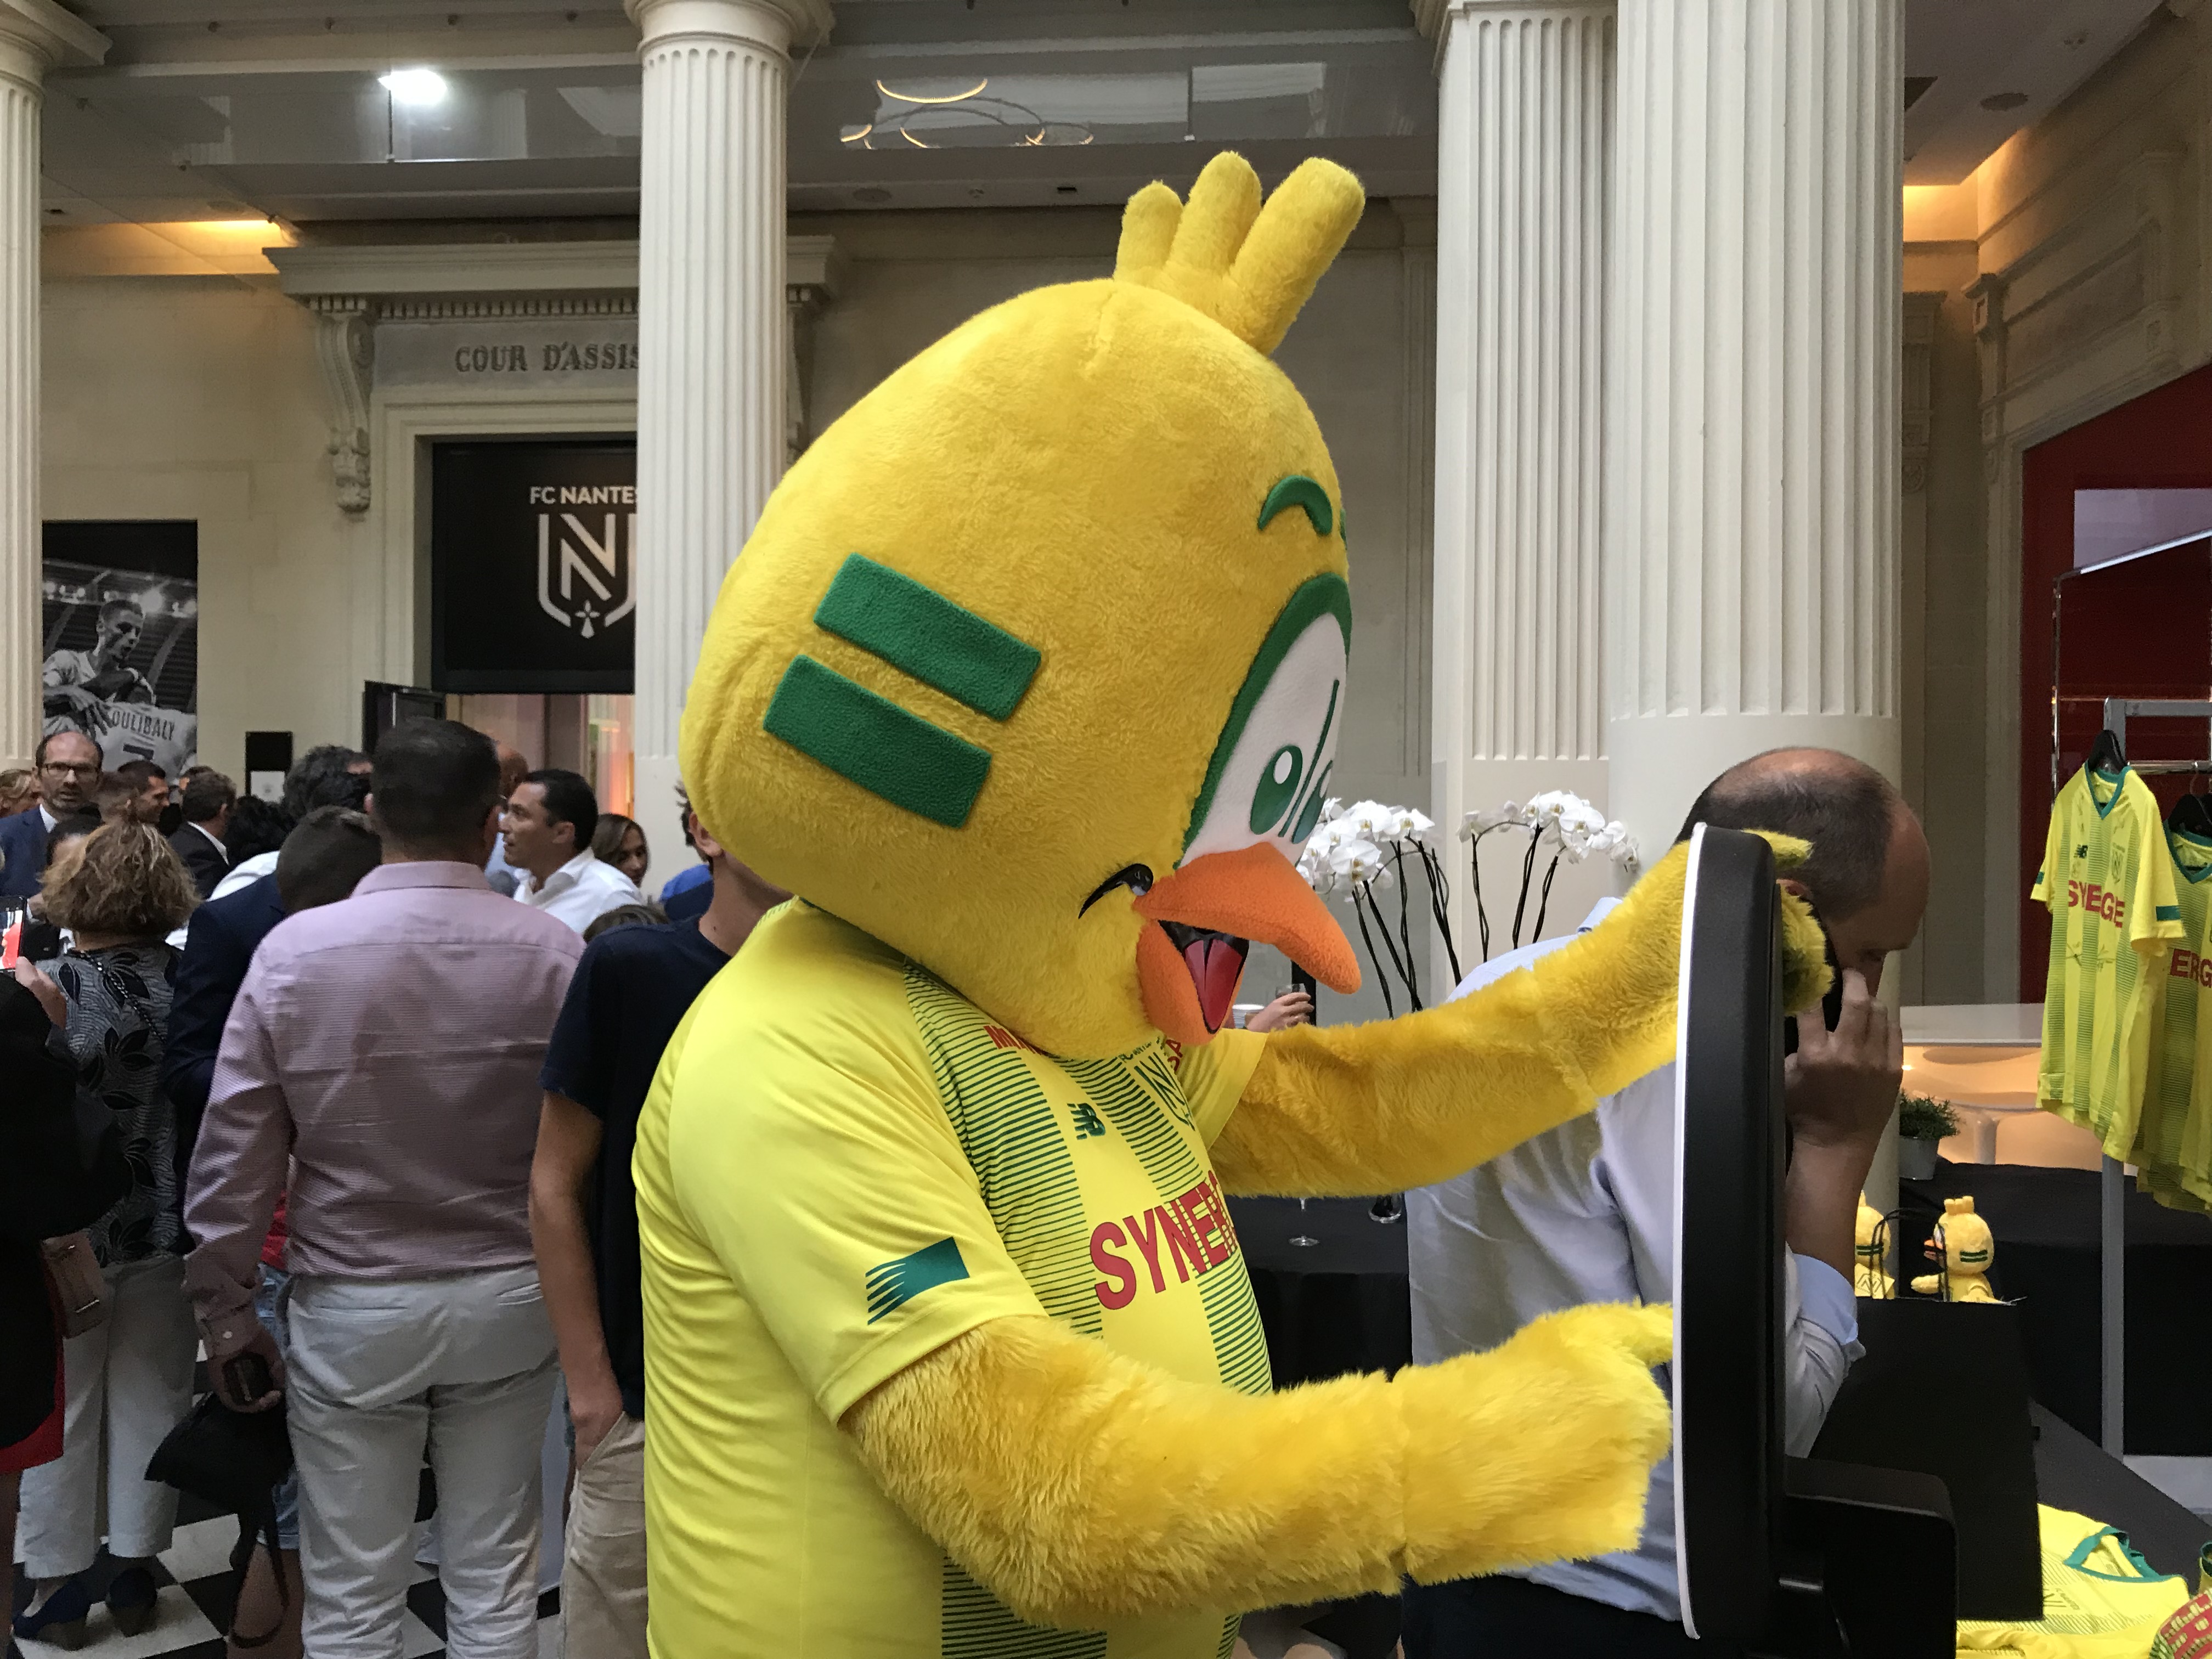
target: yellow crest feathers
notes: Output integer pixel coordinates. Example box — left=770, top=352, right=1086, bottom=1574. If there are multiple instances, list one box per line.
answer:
left=1113, top=151, right=1364, bottom=356
left=1944, top=1197, right=1977, bottom=1217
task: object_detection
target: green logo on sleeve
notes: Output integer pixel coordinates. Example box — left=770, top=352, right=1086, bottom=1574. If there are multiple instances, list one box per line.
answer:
left=865, top=1237, right=969, bottom=1324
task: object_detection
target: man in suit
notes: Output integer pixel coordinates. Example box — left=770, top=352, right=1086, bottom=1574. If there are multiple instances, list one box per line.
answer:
left=168, top=770, right=236, bottom=899
left=0, top=732, right=100, bottom=900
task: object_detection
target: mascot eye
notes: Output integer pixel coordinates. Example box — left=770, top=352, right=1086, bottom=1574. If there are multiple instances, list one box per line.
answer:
left=1249, top=744, right=1305, bottom=834
left=1183, top=574, right=1351, bottom=863
left=1080, top=864, right=1155, bottom=916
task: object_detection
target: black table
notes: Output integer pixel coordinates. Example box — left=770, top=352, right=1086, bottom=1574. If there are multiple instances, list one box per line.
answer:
left=1900, top=1160, right=2212, bottom=1454
left=1232, top=1196, right=1410, bottom=1387
left=1231, top=1196, right=1410, bottom=1658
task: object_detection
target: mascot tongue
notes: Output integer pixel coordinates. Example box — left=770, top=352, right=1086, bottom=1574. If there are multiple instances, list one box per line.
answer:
left=1133, top=843, right=1361, bottom=1045
left=1173, top=927, right=1247, bottom=1033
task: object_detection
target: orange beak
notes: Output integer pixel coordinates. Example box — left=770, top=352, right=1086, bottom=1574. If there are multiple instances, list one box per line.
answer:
left=1132, top=842, right=1361, bottom=1046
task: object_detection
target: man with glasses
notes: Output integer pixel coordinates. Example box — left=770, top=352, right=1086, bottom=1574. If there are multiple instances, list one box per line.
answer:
left=0, top=732, right=102, bottom=900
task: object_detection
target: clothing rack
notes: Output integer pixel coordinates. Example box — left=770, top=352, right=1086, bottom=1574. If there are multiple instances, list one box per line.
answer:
left=2094, top=697, right=2212, bottom=1454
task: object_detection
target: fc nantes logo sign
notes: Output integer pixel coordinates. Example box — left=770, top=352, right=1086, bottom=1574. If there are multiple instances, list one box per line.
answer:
left=537, top=498, right=636, bottom=640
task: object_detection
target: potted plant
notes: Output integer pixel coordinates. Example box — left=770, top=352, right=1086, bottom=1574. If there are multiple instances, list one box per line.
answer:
left=1897, top=1091, right=1961, bottom=1181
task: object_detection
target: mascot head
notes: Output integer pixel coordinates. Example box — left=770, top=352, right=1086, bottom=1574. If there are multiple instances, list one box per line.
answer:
left=682, top=153, right=1365, bottom=1058
left=1930, top=1196, right=1993, bottom=1278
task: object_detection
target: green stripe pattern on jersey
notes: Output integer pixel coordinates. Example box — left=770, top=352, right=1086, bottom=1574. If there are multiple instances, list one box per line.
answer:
left=2036, top=766, right=2175, bottom=1159
left=907, top=965, right=1104, bottom=1333
left=1063, top=1047, right=1275, bottom=1401
left=905, top=967, right=1111, bottom=1659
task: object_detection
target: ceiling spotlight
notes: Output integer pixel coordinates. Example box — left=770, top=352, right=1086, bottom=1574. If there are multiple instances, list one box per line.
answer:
left=1979, top=91, right=2028, bottom=113
left=380, top=67, right=449, bottom=107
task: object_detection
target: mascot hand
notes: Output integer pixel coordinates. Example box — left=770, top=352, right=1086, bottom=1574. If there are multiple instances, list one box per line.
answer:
left=1401, top=1302, right=1673, bottom=1582
left=847, top=1306, right=1671, bottom=1628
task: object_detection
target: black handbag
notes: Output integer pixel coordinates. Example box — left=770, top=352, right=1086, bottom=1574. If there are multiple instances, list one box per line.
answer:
left=147, top=1392, right=294, bottom=1645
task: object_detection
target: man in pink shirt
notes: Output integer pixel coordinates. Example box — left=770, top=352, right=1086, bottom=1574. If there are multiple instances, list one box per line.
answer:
left=185, top=719, right=583, bottom=1659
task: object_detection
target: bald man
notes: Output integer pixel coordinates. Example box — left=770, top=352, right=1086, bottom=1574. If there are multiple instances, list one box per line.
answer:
left=1403, top=749, right=1929, bottom=1659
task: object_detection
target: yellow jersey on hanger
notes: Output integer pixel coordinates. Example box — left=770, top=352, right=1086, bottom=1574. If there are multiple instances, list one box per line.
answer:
left=2033, top=764, right=2185, bottom=1161
left=2132, top=825, right=2212, bottom=1212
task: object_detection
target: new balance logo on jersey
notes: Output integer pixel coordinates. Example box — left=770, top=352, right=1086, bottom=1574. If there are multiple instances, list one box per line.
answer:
left=2078, top=845, right=2091, bottom=860
left=2067, top=879, right=2126, bottom=926
left=1069, top=1102, right=1108, bottom=1138
left=864, top=1237, right=969, bottom=1324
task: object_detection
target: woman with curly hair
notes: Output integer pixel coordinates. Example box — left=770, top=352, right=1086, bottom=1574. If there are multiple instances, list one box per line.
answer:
left=13, top=822, right=200, bottom=1648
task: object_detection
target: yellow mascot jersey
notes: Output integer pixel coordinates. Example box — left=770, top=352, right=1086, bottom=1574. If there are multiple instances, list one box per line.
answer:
left=2132, top=826, right=2212, bottom=1212
left=1955, top=1504, right=2191, bottom=1658
left=634, top=901, right=1271, bottom=1659
left=2034, top=765, right=2184, bottom=1160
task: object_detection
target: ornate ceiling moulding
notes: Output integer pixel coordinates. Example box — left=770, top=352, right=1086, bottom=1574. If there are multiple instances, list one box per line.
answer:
left=268, top=235, right=840, bottom=514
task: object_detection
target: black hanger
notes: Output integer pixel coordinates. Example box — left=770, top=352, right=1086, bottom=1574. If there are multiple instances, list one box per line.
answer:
left=2086, top=728, right=2128, bottom=775
left=2171, top=789, right=2212, bottom=839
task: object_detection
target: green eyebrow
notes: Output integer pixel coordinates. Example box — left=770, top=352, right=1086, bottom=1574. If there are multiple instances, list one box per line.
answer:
left=1257, top=474, right=1335, bottom=538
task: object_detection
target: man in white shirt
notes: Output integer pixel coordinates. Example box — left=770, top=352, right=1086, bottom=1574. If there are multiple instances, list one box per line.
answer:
left=484, top=743, right=531, bottom=897
left=503, top=768, right=640, bottom=934
left=1403, top=748, right=1929, bottom=1659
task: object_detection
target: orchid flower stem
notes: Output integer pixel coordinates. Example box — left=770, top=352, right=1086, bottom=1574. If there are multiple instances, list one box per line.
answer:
left=1470, top=827, right=1493, bottom=963
left=1350, top=885, right=1396, bottom=1019
left=1355, top=880, right=1415, bottom=1012
left=1389, top=845, right=1422, bottom=1011
left=1532, top=850, right=1563, bottom=942
left=1420, top=842, right=1463, bottom=984
left=1510, top=828, right=1540, bottom=950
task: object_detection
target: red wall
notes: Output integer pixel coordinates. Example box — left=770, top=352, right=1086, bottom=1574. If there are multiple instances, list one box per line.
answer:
left=2019, top=363, right=2212, bottom=999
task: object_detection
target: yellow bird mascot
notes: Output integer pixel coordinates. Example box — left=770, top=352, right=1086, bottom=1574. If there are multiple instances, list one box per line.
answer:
left=637, top=153, right=1821, bottom=1657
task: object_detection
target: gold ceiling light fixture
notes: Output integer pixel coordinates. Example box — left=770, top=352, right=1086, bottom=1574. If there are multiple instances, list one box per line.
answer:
left=875, top=77, right=990, bottom=105
left=843, top=75, right=1094, bottom=150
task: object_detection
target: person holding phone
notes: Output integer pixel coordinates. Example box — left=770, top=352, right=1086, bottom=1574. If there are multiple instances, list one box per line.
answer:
left=1403, top=749, right=1928, bottom=1659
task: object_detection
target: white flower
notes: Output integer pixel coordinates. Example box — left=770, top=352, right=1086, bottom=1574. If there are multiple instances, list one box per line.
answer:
left=1383, top=805, right=1435, bottom=843
left=1326, top=835, right=1390, bottom=890
left=1341, top=799, right=1391, bottom=838
left=1589, top=820, right=1638, bottom=865
left=1460, top=800, right=1526, bottom=839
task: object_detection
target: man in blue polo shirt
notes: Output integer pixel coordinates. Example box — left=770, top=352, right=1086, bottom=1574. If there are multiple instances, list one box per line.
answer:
left=528, top=795, right=788, bottom=1659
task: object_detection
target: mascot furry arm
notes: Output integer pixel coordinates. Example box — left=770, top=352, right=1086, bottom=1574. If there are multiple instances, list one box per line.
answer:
left=849, top=1305, right=1671, bottom=1627
left=1214, top=834, right=1832, bottom=1198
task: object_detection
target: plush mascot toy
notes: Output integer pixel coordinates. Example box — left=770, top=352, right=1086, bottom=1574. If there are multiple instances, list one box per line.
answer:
left=1912, top=1195, right=1999, bottom=1302
left=1854, top=1193, right=1895, bottom=1299
left=637, top=153, right=1828, bottom=1657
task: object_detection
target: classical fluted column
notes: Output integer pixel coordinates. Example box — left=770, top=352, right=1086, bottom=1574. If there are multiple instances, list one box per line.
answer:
left=1605, top=0, right=1903, bottom=856
left=1419, top=0, right=1615, bottom=978
left=627, top=0, right=830, bottom=863
left=0, top=0, right=104, bottom=765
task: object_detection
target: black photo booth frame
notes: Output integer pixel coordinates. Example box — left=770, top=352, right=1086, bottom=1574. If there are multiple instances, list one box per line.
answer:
left=1670, top=826, right=1961, bottom=1657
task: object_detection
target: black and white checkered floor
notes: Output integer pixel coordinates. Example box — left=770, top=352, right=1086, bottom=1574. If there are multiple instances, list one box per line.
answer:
left=10, top=1503, right=562, bottom=1659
